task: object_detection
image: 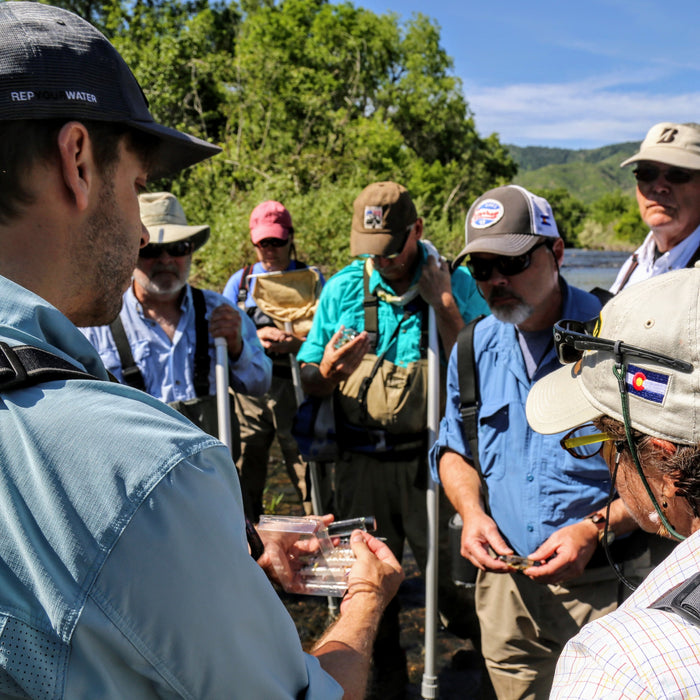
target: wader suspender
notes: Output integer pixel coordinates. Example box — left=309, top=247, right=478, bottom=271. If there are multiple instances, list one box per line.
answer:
left=456, top=316, right=490, bottom=514
left=236, top=265, right=254, bottom=309
left=190, top=288, right=210, bottom=398
left=109, top=286, right=211, bottom=397
left=362, top=267, right=380, bottom=353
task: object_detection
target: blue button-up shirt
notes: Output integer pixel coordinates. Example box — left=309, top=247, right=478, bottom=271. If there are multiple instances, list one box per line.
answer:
left=81, top=283, right=271, bottom=401
left=430, top=281, right=610, bottom=556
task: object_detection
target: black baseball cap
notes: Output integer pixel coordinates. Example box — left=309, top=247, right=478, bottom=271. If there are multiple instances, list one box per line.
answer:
left=0, top=2, right=221, bottom=178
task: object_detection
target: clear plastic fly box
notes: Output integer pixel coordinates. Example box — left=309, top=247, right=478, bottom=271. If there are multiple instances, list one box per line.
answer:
left=256, top=515, right=356, bottom=597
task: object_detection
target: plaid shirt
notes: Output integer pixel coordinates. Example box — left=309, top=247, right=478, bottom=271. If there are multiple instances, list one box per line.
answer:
left=552, top=530, right=700, bottom=699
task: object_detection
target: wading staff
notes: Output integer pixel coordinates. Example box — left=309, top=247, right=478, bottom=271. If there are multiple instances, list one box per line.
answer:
left=421, top=305, right=440, bottom=700
left=285, top=320, right=324, bottom=519
left=215, top=337, right=233, bottom=452
left=216, top=336, right=265, bottom=561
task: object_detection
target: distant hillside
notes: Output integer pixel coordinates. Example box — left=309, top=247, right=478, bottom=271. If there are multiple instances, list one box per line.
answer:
left=508, top=142, right=641, bottom=204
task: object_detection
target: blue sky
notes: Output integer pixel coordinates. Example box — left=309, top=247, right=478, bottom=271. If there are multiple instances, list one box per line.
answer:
left=351, top=0, right=700, bottom=150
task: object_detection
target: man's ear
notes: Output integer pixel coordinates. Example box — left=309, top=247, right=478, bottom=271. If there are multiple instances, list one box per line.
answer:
left=57, top=121, right=96, bottom=212
left=552, top=237, right=565, bottom=266
left=414, top=218, right=424, bottom=240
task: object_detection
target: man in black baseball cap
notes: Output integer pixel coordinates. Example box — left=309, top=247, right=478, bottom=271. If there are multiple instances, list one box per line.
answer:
left=0, top=4, right=402, bottom=698
left=0, top=1, right=220, bottom=179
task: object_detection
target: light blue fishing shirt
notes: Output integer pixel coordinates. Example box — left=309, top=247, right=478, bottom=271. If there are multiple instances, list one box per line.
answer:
left=429, top=281, right=610, bottom=557
left=81, top=283, right=271, bottom=401
left=0, top=275, right=340, bottom=699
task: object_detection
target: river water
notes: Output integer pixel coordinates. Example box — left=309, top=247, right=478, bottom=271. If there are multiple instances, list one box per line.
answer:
left=561, top=248, right=631, bottom=292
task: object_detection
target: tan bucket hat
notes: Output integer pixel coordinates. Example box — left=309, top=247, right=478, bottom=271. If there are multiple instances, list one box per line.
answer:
left=139, top=192, right=210, bottom=251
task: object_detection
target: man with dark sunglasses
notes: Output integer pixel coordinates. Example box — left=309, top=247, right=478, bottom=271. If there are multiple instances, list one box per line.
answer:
left=431, top=185, right=648, bottom=698
left=611, top=121, right=700, bottom=294
left=82, top=191, right=272, bottom=455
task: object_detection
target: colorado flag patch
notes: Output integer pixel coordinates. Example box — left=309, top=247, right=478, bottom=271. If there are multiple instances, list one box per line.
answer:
left=626, top=364, right=669, bottom=404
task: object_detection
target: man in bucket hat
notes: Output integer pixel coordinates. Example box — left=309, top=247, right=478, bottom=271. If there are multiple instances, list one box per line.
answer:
left=527, top=268, right=700, bottom=697
left=611, top=122, right=700, bottom=293
left=431, top=185, right=654, bottom=698
left=81, top=192, right=272, bottom=461
left=0, top=3, right=402, bottom=697
left=298, top=181, right=488, bottom=698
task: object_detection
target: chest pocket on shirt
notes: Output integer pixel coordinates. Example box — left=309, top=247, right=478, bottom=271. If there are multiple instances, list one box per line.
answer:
left=477, top=400, right=510, bottom=481
left=130, top=337, right=154, bottom=368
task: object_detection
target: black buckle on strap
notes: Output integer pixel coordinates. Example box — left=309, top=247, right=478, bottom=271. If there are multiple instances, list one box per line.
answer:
left=0, top=342, right=29, bottom=390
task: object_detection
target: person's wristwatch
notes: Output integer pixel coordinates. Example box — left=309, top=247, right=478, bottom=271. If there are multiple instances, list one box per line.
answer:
left=584, top=512, right=616, bottom=545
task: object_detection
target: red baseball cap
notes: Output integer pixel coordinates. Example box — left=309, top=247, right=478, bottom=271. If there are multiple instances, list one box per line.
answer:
left=249, top=201, right=293, bottom=244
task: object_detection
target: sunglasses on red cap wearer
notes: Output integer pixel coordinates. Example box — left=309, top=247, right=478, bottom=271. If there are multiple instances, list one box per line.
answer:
left=255, top=238, right=290, bottom=249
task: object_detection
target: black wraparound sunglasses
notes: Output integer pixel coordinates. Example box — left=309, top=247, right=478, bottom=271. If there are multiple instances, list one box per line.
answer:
left=465, top=239, right=552, bottom=282
left=633, top=164, right=696, bottom=185
left=553, top=319, right=693, bottom=373
left=256, top=238, right=289, bottom=249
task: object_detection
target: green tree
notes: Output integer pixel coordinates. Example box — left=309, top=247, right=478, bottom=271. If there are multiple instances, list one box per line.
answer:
left=50, top=0, right=518, bottom=288
left=577, top=191, right=645, bottom=250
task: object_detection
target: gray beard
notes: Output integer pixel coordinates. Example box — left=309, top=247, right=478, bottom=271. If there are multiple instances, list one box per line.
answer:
left=489, top=300, right=534, bottom=325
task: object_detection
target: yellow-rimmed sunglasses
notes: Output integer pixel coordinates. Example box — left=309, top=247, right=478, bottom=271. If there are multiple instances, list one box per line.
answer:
left=560, top=424, right=616, bottom=459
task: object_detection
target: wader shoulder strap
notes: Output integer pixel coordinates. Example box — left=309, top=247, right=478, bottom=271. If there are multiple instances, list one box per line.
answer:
left=0, top=342, right=97, bottom=391
left=616, top=239, right=700, bottom=296
left=456, top=316, right=490, bottom=514
left=109, top=315, right=145, bottom=391
left=650, top=571, right=700, bottom=627
left=615, top=254, right=639, bottom=294
left=363, top=263, right=379, bottom=353
left=589, top=287, right=614, bottom=306
left=236, top=265, right=254, bottom=309
left=190, top=286, right=210, bottom=398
